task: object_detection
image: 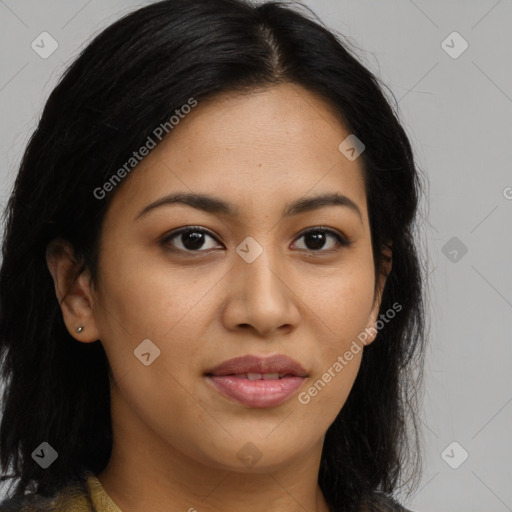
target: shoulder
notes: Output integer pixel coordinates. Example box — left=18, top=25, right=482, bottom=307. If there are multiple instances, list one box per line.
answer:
left=0, top=478, right=93, bottom=512
left=0, top=493, right=58, bottom=512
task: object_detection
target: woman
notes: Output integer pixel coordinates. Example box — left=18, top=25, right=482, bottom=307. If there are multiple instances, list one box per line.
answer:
left=0, top=0, right=428, bottom=510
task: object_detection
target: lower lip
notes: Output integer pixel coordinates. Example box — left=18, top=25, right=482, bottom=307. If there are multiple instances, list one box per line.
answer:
left=206, top=375, right=305, bottom=408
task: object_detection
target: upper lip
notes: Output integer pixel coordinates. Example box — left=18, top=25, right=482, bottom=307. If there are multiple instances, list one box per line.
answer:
left=205, top=354, right=308, bottom=377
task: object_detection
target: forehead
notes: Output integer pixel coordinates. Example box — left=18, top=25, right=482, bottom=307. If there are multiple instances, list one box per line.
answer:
left=106, top=83, right=368, bottom=223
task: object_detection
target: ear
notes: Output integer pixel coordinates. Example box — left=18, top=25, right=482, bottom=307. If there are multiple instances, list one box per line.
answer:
left=364, top=242, right=392, bottom=346
left=45, top=238, right=100, bottom=343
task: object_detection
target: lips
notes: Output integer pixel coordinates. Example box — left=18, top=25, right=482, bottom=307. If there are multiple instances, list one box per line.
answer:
left=204, top=354, right=308, bottom=408
left=205, top=354, right=308, bottom=378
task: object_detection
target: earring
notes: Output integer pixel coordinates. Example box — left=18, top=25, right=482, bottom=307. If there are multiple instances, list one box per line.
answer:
left=76, top=326, right=84, bottom=333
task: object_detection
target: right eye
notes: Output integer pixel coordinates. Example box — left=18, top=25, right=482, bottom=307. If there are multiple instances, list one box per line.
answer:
left=160, top=226, right=224, bottom=253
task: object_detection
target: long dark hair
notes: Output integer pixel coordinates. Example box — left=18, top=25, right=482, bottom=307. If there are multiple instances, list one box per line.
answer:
left=0, top=1, right=428, bottom=510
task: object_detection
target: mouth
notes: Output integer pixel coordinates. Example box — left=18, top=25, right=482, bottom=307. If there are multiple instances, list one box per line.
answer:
left=216, top=372, right=295, bottom=380
left=204, top=354, right=308, bottom=408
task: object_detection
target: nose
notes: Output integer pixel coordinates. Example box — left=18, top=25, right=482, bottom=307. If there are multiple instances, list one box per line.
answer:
left=221, top=241, right=301, bottom=338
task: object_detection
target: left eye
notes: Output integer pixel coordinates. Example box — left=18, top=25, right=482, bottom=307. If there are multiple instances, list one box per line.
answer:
left=161, top=227, right=350, bottom=253
left=292, top=228, right=350, bottom=252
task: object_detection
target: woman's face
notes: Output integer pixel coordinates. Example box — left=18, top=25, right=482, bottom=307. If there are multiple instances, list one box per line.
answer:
left=81, top=83, right=388, bottom=471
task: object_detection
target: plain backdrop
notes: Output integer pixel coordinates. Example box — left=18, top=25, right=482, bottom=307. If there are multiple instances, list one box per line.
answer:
left=0, top=1, right=511, bottom=511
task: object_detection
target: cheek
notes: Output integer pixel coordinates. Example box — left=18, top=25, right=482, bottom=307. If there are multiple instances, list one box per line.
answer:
left=299, top=351, right=362, bottom=424
left=297, top=288, right=368, bottom=426
left=306, top=261, right=376, bottom=348
left=92, top=244, right=224, bottom=386
left=297, top=259, right=374, bottom=409
left=109, top=362, right=215, bottom=465
left=93, top=241, right=213, bottom=338
left=326, top=283, right=375, bottom=347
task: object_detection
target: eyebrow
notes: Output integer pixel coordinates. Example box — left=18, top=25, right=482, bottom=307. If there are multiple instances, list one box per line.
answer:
left=135, top=191, right=363, bottom=223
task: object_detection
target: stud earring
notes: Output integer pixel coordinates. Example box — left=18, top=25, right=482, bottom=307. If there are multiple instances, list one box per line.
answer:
left=76, top=326, right=84, bottom=333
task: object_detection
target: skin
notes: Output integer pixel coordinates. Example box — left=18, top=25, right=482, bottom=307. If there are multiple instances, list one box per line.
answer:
left=46, top=82, right=391, bottom=512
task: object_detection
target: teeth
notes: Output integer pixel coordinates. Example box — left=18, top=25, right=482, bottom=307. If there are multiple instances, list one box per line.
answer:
left=245, top=373, right=283, bottom=380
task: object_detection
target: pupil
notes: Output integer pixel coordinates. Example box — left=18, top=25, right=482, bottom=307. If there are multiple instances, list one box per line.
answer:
left=306, top=231, right=325, bottom=250
left=183, top=232, right=204, bottom=250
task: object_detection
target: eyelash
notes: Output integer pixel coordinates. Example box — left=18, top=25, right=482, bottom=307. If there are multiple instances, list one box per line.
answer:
left=160, top=226, right=352, bottom=255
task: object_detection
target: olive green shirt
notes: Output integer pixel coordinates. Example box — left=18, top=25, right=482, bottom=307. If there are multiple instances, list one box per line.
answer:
left=0, top=472, right=412, bottom=511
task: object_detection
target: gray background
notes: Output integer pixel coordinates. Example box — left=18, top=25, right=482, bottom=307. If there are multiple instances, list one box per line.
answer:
left=1, top=1, right=511, bottom=511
